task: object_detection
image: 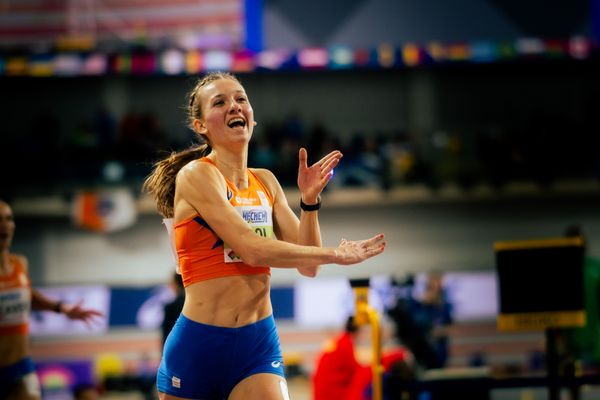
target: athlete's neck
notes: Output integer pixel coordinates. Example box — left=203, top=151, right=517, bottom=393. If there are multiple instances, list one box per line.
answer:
left=208, top=151, right=248, bottom=190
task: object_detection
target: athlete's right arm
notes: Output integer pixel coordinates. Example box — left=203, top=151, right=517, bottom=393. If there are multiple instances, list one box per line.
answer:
left=174, top=161, right=386, bottom=268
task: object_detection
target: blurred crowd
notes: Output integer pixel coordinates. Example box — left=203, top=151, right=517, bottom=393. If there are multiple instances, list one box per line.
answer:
left=3, top=105, right=600, bottom=200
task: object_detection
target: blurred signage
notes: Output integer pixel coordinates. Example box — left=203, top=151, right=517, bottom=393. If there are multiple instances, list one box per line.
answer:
left=0, top=0, right=246, bottom=51
left=495, top=237, right=585, bottom=331
left=0, top=37, right=595, bottom=77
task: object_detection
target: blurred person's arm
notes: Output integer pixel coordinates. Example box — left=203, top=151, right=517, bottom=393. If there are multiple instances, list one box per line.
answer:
left=27, top=253, right=104, bottom=324
left=31, top=288, right=104, bottom=323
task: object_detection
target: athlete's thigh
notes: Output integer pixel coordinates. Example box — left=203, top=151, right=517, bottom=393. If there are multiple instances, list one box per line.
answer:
left=228, top=373, right=289, bottom=400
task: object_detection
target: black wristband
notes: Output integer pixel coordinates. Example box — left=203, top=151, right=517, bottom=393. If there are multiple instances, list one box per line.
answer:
left=300, top=196, right=321, bottom=211
left=53, top=301, right=63, bottom=313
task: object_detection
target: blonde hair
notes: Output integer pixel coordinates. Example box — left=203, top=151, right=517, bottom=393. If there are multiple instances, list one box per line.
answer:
left=142, top=72, right=242, bottom=218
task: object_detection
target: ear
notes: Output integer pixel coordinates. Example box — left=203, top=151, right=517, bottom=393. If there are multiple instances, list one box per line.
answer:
left=253, top=121, right=258, bottom=126
left=193, top=119, right=207, bottom=134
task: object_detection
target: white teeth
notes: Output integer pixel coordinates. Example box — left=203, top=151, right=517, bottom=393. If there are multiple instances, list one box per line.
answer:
left=228, top=118, right=245, bottom=127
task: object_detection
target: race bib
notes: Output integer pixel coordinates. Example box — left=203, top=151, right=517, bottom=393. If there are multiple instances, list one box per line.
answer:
left=0, top=286, right=30, bottom=327
left=224, top=191, right=273, bottom=263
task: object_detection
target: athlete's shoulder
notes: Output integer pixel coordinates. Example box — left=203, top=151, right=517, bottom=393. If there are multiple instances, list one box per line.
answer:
left=11, top=253, right=29, bottom=272
left=250, top=168, right=280, bottom=194
left=178, top=158, right=222, bottom=182
left=250, top=167, right=277, bottom=184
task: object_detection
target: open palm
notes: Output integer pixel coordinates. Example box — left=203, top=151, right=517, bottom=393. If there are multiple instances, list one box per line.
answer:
left=297, top=148, right=342, bottom=202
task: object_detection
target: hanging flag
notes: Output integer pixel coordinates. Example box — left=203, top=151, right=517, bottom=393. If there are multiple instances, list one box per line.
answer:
left=72, top=188, right=137, bottom=233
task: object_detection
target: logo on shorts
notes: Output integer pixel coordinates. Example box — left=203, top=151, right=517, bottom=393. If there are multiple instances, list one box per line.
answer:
left=271, top=361, right=281, bottom=368
left=172, top=376, right=181, bottom=388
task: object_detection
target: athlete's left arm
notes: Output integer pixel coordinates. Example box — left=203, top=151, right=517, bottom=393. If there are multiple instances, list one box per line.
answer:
left=254, top=148, right=341, bottom=277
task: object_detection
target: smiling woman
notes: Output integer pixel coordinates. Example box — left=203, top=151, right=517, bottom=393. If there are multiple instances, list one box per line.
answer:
left=0, top=199, right=104, bottom=400
left=142, top=71, right=386, bottom=400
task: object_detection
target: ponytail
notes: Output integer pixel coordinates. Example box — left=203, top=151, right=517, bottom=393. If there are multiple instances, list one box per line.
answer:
left=142, top=144, right=211, bottom=218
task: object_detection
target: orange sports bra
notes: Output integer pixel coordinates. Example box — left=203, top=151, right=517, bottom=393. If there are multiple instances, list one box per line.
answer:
left=174, top=158, right=273, bottom=287
left=0, top=255, right=31, bottom=336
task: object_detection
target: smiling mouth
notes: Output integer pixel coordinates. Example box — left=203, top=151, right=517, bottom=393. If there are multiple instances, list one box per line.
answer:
left=227, top=118, right=246, bottom=128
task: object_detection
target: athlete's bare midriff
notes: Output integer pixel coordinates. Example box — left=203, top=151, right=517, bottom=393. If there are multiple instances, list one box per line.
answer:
left=181, top=273, right=273, bottom=327
left=0, top=334, right=28, bottom=367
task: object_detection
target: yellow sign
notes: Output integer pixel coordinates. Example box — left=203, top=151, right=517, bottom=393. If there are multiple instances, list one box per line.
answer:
left=497, top=310, right=586, bottom=331
left=494, top=236, right=584, bottom=252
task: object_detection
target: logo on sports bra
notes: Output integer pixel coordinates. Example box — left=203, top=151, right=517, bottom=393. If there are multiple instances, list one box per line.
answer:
left=227, top=189, right=233, bottom=200
left=235, top=196, right=256, bottom=205
left=242, top=209, right=268, bottom=224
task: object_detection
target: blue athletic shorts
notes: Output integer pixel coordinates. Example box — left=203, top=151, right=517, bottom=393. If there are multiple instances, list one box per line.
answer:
left=156, top=314, right=285, bottom=399
left=0, top=357, right=36, bottom=400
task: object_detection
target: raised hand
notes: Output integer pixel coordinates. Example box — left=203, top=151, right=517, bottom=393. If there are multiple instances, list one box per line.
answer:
left=63, top=300, right=105, bottom=327
left=297, top=148, right=342, bottom=203
left=334, top=234, right=386, bottom=265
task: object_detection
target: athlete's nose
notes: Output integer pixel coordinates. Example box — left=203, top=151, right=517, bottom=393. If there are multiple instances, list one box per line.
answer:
left=229, top=99, right=242, bottom=113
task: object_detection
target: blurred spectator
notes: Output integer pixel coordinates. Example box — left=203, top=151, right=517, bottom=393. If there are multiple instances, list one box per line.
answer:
left=411, top=273, right=453, bottom=368
left=117, top=109, right=142, bottom=159
left=306, top=122, right=335, bottom=159
left=312, top=316, right=368, bottom=400
left=353, top=322, right=415, bottom=400
left=249, top=137, right=278, bottom=170
left=314, top=315, right=415, bottom=400
left=281, top=112, right=306, bottom=142
left=335, top=134, right=384, bottom=188
left=388, top=273, right=453, bottom=370
left=380, top=132, right=412, bottom=190
left=94, top=106, right=118, bottom=159
left=276, top=136, right=301, bottom=186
